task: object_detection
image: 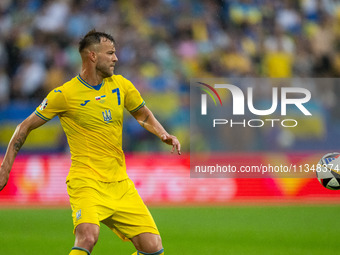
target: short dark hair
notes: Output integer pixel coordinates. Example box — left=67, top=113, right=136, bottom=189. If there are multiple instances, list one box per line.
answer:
left=78, top=29, right=115, bottom=52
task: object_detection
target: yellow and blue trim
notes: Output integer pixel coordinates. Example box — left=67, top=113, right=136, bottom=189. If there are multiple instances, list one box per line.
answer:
left=130, top=101, right=145, bottom=113
left=34, top=110, right=50, bottom=122
left=72, top=247, right=91, bottom=255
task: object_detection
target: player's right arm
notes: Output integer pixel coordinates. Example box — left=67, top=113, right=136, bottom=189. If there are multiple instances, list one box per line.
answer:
left=0, top=113, right=47, bottom=191
left=0, top=86, right=67, bottom=191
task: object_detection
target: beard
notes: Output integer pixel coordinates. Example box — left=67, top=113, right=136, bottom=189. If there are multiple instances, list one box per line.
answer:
left=96, top=62, right=114, bottom=78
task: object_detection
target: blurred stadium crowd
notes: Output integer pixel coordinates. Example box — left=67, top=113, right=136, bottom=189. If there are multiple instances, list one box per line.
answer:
left=1, top=0, right=340, bottom=152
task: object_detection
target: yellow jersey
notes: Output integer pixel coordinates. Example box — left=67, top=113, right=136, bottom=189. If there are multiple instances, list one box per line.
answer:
left=35, top=75, right=145, bottom=182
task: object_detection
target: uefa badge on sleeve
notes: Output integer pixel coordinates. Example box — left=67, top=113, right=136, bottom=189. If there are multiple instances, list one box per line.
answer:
left=39, top=98, right=48, bottom=111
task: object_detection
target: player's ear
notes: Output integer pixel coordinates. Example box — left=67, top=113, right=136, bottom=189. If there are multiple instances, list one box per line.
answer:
left=89, top=51, right=97, bottom=63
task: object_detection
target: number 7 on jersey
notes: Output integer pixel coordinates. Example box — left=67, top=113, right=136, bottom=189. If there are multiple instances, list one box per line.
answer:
left=112, top=88, right=121, bottom=105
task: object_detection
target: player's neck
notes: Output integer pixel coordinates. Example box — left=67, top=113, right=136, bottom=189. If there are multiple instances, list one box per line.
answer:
left=79, top=69, right=104, bottom=86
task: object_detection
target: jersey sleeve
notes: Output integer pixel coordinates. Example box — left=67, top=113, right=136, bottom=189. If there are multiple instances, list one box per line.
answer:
left=122, top=78, right=145, bottom=113
left=35, top=87, right=68, bottom=121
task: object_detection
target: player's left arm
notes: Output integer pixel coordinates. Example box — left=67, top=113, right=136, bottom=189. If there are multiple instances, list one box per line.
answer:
left=130, top=105, right=181, bottom=155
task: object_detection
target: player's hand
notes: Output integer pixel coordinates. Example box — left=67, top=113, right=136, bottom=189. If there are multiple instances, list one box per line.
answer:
left=161, top=134, right=181, bottom=155
left=0, top=165, right=10, bottom=191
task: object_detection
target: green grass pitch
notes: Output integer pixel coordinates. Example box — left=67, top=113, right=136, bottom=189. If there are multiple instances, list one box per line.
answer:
left=0, top=205, right=339, bottom=255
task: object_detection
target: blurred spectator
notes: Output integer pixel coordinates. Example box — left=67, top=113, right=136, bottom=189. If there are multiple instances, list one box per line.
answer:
left=276, top=0, right=301, bottom=34
left=229, top=0, right=262, bottom=26
left=310, top=14, right=335, bottom=76
left=34, top=0, right=70, bottom=34
left=263, top=26, right=294, bottom=77
left=293, top=36, right=314, bottom=76
left=12, top=56, right=46, bottom=99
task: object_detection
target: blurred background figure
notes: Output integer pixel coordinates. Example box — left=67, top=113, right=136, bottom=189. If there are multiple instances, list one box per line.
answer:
left=0, top=0, right=340, bottom=153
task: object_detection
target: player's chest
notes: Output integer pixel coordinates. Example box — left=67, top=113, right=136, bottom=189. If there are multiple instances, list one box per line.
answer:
left=66, top=87, right=124, bottom=127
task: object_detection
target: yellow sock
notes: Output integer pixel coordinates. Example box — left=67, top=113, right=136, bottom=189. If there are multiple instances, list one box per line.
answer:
left=69, top=247, right=90, bottom=255
left=69, top=250, right=88, bottom=255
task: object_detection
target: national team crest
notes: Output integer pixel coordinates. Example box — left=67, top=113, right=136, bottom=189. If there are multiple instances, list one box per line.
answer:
left=39, top=98, right=48, bottom=111
left=102, top=109, right=112, bottom=123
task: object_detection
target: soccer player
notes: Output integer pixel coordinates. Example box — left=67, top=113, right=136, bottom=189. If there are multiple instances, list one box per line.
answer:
left=0, top=30, right=181, bottom=255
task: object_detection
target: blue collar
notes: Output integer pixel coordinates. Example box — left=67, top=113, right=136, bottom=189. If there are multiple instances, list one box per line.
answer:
left=77, top=75, right=104, bottom=91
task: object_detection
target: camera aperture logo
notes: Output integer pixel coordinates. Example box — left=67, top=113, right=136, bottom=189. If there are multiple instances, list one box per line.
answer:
left=196, top=82, right=312, bottom=128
